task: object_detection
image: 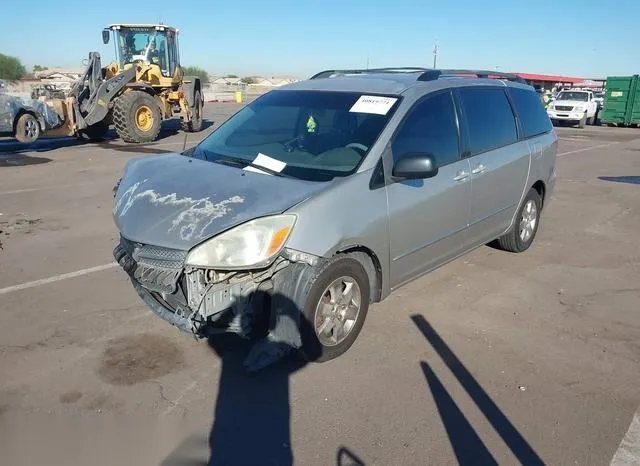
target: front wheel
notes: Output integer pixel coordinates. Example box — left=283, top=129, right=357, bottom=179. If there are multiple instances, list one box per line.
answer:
left=113, top=91, right=162, bottom=143
left=578, top=113, right=587, bottom=128
left=495, top=188, right=542, bottom=253
left=300, top=256, right=370, bottom=363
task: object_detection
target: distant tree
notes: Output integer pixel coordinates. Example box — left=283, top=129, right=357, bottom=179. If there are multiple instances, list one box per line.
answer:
left=225, top=74, right=238, bottom=78
left=33, top=64, right=49, bottom=73
left=182, top=66, right=210, bottom=83
left=240, top=76, right=258, bottom=84
left=0, top=53, right=26, bottom=80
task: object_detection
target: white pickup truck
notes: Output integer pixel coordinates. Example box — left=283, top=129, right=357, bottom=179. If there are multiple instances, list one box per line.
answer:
left=547, top=90, right=599, bottom=128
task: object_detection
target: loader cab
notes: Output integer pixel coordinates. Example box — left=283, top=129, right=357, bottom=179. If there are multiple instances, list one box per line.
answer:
left=104, top=24, right=180, bottom=79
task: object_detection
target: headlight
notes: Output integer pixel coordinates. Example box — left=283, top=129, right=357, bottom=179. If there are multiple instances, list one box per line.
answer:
left=548, top=105, right=555, bottom=110
left=185, top=215, right=296, bottom=268
left=574, top=106, right=586, bottom=112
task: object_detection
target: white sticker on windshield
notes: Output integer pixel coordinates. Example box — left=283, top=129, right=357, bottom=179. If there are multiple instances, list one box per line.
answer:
left=254, top=153, right=286, bottom=172
left=349, top=95, right=398, bottom=115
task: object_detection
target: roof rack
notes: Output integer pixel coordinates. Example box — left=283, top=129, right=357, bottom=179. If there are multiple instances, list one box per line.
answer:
left=310, top=67, right=429, bottom=80
left=417, top=69, right=528, bottom=84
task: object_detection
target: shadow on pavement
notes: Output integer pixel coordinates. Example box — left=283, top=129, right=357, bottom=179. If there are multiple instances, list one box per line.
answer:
left=412, top=314, right=544, bottom=466
left=0, top=154, right=52, bottom=167
left=0, top=119, right=214, bottom=156
left=97, top=120, right=214, bottom=155
left=161, top=290, right=321, bottom=466
left=337, top=446, right=366, bottom=465
left=599, top=176, right=640, bottom=185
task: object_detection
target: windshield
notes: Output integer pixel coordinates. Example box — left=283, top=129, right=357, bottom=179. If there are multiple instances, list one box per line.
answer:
left=190, top=90, right=400, bottom=181
left=116, top=27, right=169, bottom=71
left=556, top=91, right=589, bottom=102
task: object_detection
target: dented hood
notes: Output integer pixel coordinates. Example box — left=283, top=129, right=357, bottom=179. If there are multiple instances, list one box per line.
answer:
left=113, top=153, right=329, bottom=250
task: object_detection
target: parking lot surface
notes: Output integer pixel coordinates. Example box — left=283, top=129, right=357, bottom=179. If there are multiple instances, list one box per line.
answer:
left=1, top=105, right=639, bottom=465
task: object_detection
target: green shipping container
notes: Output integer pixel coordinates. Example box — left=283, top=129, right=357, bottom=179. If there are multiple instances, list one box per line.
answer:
left=601, top=75, right=640, bottom=126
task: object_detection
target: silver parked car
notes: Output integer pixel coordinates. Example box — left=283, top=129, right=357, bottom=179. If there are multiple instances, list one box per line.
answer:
left=112, top=68, right=557, bottom=370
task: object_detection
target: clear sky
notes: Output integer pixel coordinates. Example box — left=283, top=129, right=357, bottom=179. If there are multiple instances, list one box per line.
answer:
left=1, top=0, right=637, bottom=79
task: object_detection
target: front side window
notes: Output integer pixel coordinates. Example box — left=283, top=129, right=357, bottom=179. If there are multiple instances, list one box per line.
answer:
left=191, top=90, right=400, bottom=181
left=459, top=88, right=517, bottom=155
left=391, top=91, right=460, bottom=167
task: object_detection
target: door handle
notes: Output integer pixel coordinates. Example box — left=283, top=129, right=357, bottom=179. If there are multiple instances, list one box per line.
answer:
left=453, top=170, right=469, bottom=182
left=472, top=164, right=486, bottom=174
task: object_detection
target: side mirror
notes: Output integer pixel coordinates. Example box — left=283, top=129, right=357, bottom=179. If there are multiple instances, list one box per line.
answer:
left=102, top=29, right=110, bottom=44
left=392, top=152, right=438, bottom=179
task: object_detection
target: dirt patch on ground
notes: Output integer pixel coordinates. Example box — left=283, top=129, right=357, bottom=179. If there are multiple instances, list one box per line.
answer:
left=59, top=390, right=83, bottom=404
left=97, top=334, right=185, bottom=386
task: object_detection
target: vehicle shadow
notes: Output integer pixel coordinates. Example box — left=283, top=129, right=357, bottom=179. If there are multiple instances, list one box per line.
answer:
left=0, top=119, right=214, bottom=156
left=599, top=176, right=640, bottom=185
left=412, top=314, right=545, bottom=466
left=97, top=120, right=214, bottom=155
left=160, top=290, right=320, bottom=466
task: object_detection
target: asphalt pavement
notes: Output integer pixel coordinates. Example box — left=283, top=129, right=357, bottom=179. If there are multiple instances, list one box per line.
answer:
left=1, top=105, right=639, bottom=466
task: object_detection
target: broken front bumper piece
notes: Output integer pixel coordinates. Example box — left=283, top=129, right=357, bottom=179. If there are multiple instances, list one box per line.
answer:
left=113, top=235, right=322, bottom=342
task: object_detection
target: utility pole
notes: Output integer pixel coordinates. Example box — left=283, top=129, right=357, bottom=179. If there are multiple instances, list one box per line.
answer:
left=366, top=55, right=369, bottom=70
left=432, top=42, right=439, bottom=69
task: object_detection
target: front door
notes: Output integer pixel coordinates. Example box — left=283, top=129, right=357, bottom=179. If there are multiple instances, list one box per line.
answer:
left=386, top=91, right=471, bottom=289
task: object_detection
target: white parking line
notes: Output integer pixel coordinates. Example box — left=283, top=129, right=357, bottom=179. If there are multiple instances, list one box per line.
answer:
left=0, top=181, right=105, bottom=196
left=611, top=407, right=640, bottom=465
left=0, top=263, right=118, bottom=296
left=558, top=141, right=620, bottom=157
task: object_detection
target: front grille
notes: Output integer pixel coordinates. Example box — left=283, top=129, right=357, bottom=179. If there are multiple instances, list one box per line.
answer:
left=114, top=236, right=187, bottom=294
left=555, top=105, right=573, bottom=111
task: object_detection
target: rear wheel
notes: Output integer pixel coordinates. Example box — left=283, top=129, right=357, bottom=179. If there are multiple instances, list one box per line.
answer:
left=15, top=113, right=40, bottom=143
left=495, top=188, right=542, bottom=253
left=182, top=90, right=203, bottom=132
left=113, top=91, right=162, bottom=143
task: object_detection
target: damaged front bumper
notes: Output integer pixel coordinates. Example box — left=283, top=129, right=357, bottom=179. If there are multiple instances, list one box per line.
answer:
left=113, top=235, right=322, bottom=341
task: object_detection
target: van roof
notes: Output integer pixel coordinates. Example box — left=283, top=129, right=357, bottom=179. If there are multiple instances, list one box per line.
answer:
left=281, top=68, right=532, bottom=95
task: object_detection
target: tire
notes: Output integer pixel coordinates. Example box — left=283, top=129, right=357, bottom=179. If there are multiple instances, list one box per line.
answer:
left=15, top=113, right=40, bottom=144
left=181, top=90, right=203, bottom=132
left=79, top=120, right=110, bottom=141
left=299, top=256, right=370, bottom=363
left=113, top=91, right=162, bottom=143
left=578, top=113, right=587, bottom=128
left=495, top=188, right=542, bottom=253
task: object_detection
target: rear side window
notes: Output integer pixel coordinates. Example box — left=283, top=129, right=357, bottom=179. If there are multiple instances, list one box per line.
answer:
left=510, top=87, right=553, bottom=139
left=459, top=88, right=518, bottom=155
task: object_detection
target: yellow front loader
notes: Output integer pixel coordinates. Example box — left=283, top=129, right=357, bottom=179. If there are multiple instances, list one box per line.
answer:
left=46, top=24, right=204, bottom=143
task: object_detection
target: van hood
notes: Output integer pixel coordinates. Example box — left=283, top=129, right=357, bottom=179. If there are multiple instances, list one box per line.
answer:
left=113, top=153, right=330, bottom=250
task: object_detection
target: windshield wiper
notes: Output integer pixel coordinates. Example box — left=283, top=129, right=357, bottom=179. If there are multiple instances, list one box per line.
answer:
left=214, top=154, right=294, bottom=179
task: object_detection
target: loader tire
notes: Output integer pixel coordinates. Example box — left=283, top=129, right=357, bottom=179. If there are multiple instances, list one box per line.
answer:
left=113, top=91, right=162, bottom=143
left=181, top=90, right=203, bottom=132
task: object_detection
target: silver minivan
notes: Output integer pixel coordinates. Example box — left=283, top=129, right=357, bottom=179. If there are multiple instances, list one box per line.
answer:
left=113, top=68, right=557, bottom=370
